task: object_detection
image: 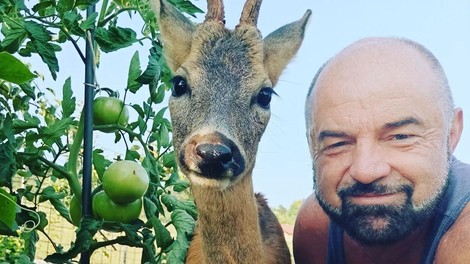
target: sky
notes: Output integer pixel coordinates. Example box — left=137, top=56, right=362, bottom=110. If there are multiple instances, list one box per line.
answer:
left=30, top=0, right=470, bottom=208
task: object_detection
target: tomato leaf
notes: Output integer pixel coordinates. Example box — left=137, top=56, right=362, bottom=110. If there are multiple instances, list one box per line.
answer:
left=13, top=113, right=40, bottom=133
left=136, top=48, right=160, bottom=85
left=131, top=103, right=145, bottom=118
left=142, top=155, right=160, bottom=185
left=158, top=123, right=170, bottom=148
left=1, top=114, right=16, bottom=144
left=75, top=0, right=99, bottom=7
left=38, top=186, right=71, bottom=222
left=127, top=51, right=143, bottom=93
left=21, top=229, right=39, bottom=261
left=152, top=83, right=166, bottom=105
left=141, top=228, right=158, bottom=263
left=117, top=221, right=145, bottom=244
left=138, top=116, right=147, bottom=135
left=161, top=193, right=197, bottom=219
left=32, top=117, right=73, bottom=147
left=19, top=83, right=36, bottom=99
left=166, top=171, right=189, bottom=192
left=62, top=77, right=76, bottom=118
left=144, top=197, right=173, bottom=249
left=80, top=12, right=98, bottom=31
left=0, top=141, right=16, bottom=189
left=45, top=216, right=103, bottom=262
left=0, top=52, right=36, bottom=84
left=56, top=0, right=74, bottom=14
left=166, top=209, right=195, bottom=263
left=0, top=189, right=19, bottom=232
left=162, top=152, right=176, bottom=169
left=24, top=21, right=60, bottom=80
left=0, top=19, right=27, bottom=53
left=151, top=106, right=167, bottom=132
left=94, top=26, right=137, bottom=53
left=92, top=149, right=112, bottom=182
left=11, top=254, right=33, bottom=264
left=125, top=149, right=140, bottom=161
left=152, top=214, right=174, bottom=249
left=172, top=0, right=204, bottom=18
left=32, top=1, right=55, bottom=13
left=62, top=11, right=85, bottom=37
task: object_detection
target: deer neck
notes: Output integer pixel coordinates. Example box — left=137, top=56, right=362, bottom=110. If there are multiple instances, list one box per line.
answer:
left=191, top=168, right=264, bottom=263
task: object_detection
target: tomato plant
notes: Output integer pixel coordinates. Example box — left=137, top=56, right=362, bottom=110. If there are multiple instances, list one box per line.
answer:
left=102, top=160, right=149, bottom=204
left=0, top=0, right=203, bottom=263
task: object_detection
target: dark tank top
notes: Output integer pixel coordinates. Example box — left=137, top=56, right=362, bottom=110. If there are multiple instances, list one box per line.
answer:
left=326, top=156, right=470, bottom=264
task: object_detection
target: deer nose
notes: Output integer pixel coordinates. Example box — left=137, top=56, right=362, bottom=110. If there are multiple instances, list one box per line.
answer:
left=196, top=143, right=235, bottom=178
left=196, top=144, right=233, bottom=164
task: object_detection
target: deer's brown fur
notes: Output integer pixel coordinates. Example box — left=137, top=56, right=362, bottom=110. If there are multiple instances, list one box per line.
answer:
left=152, top=1, right=311, bottom=263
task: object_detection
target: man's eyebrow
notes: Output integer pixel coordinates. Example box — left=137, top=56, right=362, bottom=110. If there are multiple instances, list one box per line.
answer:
left=318, top=130, right=348, bottom=142
left=383, top=117, right=421, bottom=129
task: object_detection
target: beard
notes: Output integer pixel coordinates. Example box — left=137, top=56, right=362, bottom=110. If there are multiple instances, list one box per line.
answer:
left=315, top=166, right=450, bottom=246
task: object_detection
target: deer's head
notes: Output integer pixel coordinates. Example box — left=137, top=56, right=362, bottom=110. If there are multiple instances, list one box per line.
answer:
left=153, top=0, right=311, bottom=189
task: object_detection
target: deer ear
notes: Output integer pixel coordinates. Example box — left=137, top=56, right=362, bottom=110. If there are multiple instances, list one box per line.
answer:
left=152, top=0, right=195, bottom=72
left=263, top=10, right=311, bottom=86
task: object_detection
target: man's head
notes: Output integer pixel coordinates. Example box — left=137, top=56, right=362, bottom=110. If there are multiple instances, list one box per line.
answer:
left=305, top=37, right=464, bottom=245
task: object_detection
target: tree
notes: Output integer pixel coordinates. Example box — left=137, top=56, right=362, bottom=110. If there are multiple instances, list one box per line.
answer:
left=0, top=0, right=202, bottom=262
left=272, top=200, right=303, bottom=225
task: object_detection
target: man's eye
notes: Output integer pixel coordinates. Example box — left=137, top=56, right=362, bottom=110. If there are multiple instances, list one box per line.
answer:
left=331, top=141, right=347, bottom=148
left=392, top=134, right=412, bottom=140
left=324, top=141, right=348, bottom=151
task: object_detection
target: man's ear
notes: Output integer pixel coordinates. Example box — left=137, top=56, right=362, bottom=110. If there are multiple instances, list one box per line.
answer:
left=449, top=108, right=464, bottom=153
left=263, top=10, right=311, bottom=86
left=151, top=0, right=195, bottom=72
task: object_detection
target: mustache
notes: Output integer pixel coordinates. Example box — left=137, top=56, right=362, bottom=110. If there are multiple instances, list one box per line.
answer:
left=339, top=182, right=413, bottom=198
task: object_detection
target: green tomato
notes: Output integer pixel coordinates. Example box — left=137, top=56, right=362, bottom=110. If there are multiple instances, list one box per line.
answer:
left=69, top=195, right=81, bottom=226
left=102, top=160, right=149, bottom=204
left=92, top=190, right=142, bottom=223
left=93, top=97, right=129, bottom=131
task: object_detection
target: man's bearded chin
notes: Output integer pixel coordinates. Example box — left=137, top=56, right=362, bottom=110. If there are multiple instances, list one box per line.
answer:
left=314, top=157, right=451, bottom=245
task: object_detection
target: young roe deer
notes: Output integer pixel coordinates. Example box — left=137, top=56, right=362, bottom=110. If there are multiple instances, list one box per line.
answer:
left=152, top=0, right=311, bottom=263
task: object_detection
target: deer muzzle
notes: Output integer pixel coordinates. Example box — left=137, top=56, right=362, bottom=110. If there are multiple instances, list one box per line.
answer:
left=180, top=132, right=245, bottom=180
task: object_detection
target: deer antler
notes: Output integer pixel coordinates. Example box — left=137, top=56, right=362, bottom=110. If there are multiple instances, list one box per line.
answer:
left=239, top=0, right=263, bottom=26
left=204, top=0, right=225, bottom=23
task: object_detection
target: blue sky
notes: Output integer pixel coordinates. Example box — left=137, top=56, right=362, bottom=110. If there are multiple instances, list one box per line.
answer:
left=31, top=1, right=470, bottom=207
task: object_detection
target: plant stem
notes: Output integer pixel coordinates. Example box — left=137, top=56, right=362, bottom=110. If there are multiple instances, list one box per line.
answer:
left=17, top=153, right=82, bottom=200
left=89, top=236, right=141, bottom=253
left=40, top=229, right=61, bottom=253
left=66, top=111, right=85, bottom=199
left=97, top=0, right=109, bottom=24
left=98, top=7, right=139, bottom=27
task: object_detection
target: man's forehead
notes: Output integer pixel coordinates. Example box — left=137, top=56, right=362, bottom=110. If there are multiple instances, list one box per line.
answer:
left=312, top=39, right=440, bottom=107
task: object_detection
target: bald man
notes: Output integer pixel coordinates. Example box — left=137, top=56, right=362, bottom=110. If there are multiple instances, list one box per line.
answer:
left=294, top=37, right=469, bottom=263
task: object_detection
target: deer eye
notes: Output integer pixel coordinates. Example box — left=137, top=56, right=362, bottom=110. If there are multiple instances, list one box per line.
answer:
left=171, top=76, right=189, bottom=97
left=256, top=87, right=275, bottom=109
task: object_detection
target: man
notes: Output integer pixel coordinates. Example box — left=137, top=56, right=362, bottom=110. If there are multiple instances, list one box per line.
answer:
left=293, top=37, right=469, bottom=263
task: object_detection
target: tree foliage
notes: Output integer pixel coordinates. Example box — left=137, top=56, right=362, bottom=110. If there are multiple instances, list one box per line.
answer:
left=272, top=200, right=303, bottom=225
left=0, top=0, right=202, bottom=262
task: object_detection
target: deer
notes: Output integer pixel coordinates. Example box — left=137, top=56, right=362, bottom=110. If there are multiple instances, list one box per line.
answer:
left=151, top=0, right=311, bottom=263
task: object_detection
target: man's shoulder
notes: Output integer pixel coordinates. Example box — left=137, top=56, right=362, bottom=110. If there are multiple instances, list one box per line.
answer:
left=293, top=194, right=330, bottom=263
left=435, top=203, right=470, bottom=262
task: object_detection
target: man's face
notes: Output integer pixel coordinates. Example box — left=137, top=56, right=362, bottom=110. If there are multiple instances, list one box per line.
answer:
left=307, top=40, right=454, bottom=245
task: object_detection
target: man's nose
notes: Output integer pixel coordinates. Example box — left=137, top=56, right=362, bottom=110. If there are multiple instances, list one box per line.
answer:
left=349, top=141, right=391, bottom=184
